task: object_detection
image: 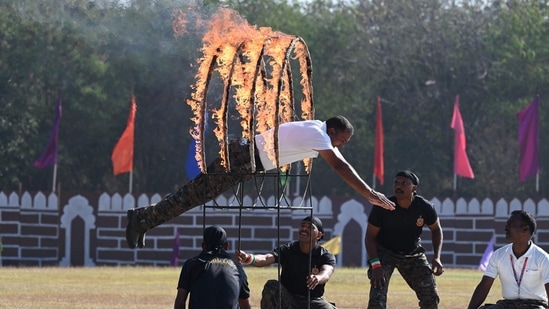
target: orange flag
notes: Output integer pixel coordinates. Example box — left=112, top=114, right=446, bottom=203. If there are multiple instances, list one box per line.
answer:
left=450, top=95, right=474, bottom=178
left=373, top=97, right=384, bottom=185
left=111, top=96, right=137, bottom=175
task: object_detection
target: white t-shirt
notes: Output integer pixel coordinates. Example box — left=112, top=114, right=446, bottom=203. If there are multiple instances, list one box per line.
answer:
left=254, top=120, right=333, bottom=171
left=484, top=242, right=549, bottom=301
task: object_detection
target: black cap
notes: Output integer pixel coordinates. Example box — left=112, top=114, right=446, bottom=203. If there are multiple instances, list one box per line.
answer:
left=303, top=216, right=324, bottom=233
left=203, top=225, right=227, bottom=251
left=395, top=170, right=419, bottom=185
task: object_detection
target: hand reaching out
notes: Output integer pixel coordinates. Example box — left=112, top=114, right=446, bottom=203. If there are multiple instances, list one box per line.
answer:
left=368, top=190, right=395, bottom=211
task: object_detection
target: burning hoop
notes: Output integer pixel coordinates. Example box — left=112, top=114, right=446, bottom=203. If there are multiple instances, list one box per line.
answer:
left=174, top=7, right=315, bottom=175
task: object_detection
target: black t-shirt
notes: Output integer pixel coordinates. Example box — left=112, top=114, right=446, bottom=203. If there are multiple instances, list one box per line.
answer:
left=177, top=250, right=250, bottom=309
left=272, top=241, right=336, bottom=298
left=368, top=194, right=438, bottom=254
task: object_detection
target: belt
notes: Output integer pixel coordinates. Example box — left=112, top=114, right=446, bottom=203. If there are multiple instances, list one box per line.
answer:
left=381, top=246, right=425, bottom=258
left=293, top=294, right=324, bottom=301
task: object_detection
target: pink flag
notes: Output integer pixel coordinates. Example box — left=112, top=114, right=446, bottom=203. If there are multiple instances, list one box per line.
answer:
left=450, top=95, right=475, bottom=178
left=34, top=94, right=62, bottom=168
left=111, top=96, right=137, bottom=175
left=517, top=96, right=540, bottom=182
left=373, top=97, right=384, bottom=185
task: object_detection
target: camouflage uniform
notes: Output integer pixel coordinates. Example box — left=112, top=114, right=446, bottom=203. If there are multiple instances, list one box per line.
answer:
left=261, top=280, right=336, bottom=309
left=260, top=280, right=299, bottom=309
left=367, top=190, right=441, bottom=309
left=367, top=246, right=439, bottom=309
left=136, top=140, right=258, bottom=230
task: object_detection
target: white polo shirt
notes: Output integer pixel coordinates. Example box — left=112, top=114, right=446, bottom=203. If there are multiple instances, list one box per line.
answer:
left=484, top=242, right=549, bottom=301
left=254, top=120, right=334, bottom=171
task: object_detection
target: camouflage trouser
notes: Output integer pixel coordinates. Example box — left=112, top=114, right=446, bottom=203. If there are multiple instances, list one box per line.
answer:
left=261, top=280, right=336, bottom=309
left=137, top=140, right=257, bottom=229
left=367, top=247, right=439, bottom=309
left=479, top=299, right=549, bottom=309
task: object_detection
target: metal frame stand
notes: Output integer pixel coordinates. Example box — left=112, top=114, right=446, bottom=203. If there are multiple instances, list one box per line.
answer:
left=200, top=164, right=315, bottom=309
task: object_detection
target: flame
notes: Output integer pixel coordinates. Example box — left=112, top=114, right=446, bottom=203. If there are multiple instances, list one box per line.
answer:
left=174, top=7, right=315, bottom=174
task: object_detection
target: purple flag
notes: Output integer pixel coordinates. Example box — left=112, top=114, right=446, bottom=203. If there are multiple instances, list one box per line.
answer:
left=517, top=96, right=540, bottom=181
left=185, top=113, right=208, bottom=180
left=479, top=235, right=495, bottom=271
left=171, top=230, right=180, bottom=267
left=34, top=95, right=62, bottom=168
left=185, top=139, right=201, bottom=179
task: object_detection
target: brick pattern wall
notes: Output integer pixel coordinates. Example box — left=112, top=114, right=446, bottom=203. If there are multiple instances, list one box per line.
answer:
left=1, top=191, right=549, bottom=268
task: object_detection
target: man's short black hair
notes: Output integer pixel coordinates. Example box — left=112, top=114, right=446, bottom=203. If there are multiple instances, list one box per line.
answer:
left=511, top=210, right=537, bottom=235
left=326, top=116, right=354, bottom=134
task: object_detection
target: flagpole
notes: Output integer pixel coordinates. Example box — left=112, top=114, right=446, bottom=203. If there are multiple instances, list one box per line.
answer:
left=453, top=174, right=457, bottom=192
left=52, top=163, right=58, bottom=193
left=536, top=172, right=539, bottom=192
left=129, top=170, right=133, bottom=194
left=372, top=174, right=376, bottom=190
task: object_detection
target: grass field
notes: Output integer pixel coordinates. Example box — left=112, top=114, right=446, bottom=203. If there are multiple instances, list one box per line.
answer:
left=0, top=266, right=502, bottom=308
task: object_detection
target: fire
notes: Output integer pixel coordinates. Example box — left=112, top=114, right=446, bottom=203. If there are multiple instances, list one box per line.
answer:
left=174, top=7, right=314, bottom=174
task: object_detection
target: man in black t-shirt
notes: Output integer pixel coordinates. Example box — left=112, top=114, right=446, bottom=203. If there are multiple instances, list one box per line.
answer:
left=365, top=170, right=444, bottom=309
left=236, top=216, right=337, bottom=309
left=174, top=225, right=251, bottom=309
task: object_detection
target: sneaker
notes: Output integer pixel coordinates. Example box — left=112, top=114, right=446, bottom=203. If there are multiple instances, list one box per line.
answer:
left=126, top=209, right=146, bottom=249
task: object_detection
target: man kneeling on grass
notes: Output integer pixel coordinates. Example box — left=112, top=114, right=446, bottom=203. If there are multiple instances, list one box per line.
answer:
left=236, top=216, right=337, bottom=309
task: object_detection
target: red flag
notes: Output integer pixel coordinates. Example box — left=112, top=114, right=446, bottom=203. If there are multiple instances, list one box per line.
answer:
left=111, top=96, right=137, bottom=175
left=517, top=96, right=539, bottom=181
left=450, top=95, right=474, bottom=178
left=373, top=97, right=384, bottom=185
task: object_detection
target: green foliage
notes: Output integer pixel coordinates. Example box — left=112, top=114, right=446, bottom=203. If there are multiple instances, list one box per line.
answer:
left=2, top=0, right=549, bottom=198
left=0, top=0, right=198, bottom=193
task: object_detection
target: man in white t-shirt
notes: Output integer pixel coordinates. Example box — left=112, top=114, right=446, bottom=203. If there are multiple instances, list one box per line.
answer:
left=125, top=115, right=396, bottom=249
left=468, top=210, right=549, bottom=309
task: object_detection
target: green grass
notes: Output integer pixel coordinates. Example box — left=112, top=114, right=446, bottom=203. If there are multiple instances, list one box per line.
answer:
left=0, top=266, right=501, bottom=308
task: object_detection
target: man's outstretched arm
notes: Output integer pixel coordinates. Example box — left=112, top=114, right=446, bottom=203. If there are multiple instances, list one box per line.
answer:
left=318, top=148, right=395, bottom=210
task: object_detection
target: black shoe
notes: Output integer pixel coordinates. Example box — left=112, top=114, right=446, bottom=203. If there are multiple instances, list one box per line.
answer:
left=126, top=209, right=146, bottom=249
